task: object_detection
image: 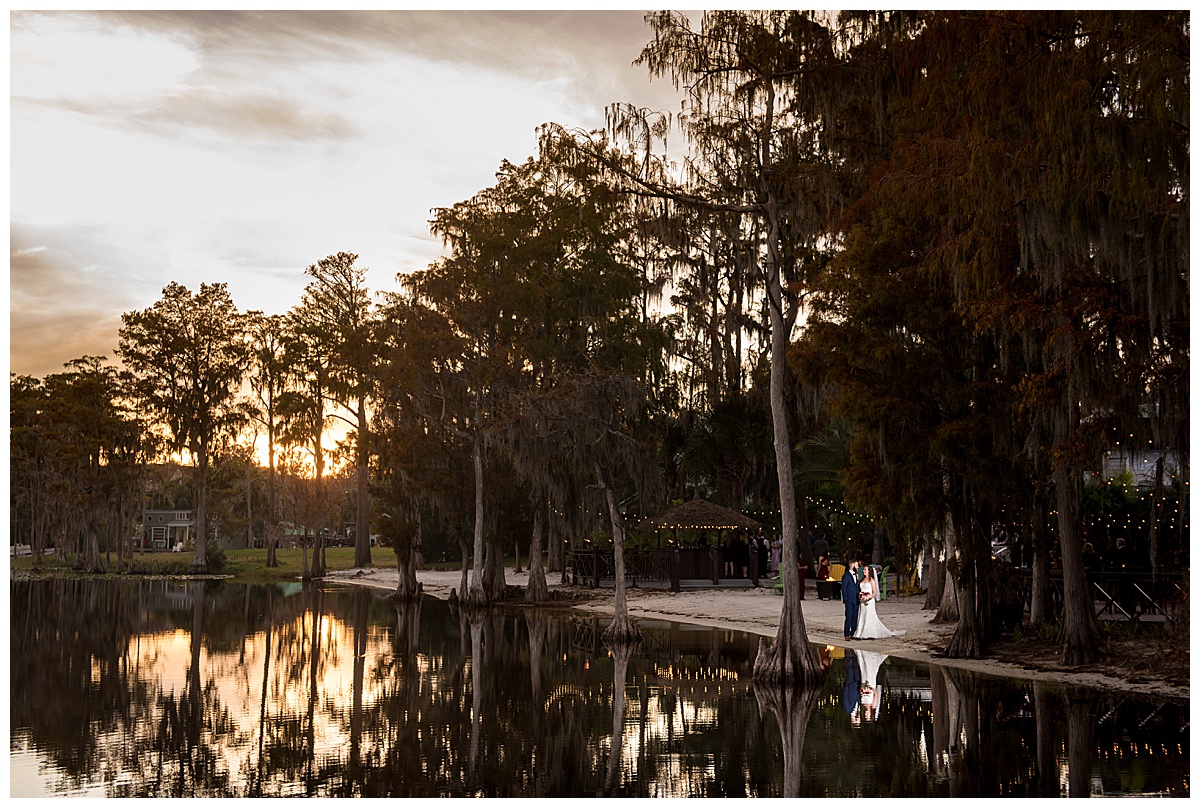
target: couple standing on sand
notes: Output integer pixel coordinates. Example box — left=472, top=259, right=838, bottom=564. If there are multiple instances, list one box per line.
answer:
left=842, top=560, right=905, bottom=640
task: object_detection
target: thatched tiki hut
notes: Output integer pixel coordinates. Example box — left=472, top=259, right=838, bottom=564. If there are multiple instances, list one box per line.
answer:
left=636, top=498, right=764, bottom=586
left=637, top=497, right=761, bottom=541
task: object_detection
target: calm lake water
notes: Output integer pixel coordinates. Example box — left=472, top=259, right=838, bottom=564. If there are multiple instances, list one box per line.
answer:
left=10, top=579, right=1189, bottom=797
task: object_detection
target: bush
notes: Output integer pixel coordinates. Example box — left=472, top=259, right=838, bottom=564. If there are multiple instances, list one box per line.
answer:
left=205, top=543, right=226, bottom=573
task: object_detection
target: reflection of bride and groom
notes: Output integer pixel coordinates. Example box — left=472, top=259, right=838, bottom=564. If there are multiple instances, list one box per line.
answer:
left=841, top=559, right=906, bottom=640
left=843, top=648, right=887, bottom=724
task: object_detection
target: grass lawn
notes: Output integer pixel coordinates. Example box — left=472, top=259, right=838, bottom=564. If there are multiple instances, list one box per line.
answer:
left=10, top=546, right=464, bottom=584
left=11, top=547, right=388, bottom=585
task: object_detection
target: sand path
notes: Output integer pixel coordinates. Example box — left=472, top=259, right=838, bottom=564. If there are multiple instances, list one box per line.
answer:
left=326, top=565, right=1183, bottom=700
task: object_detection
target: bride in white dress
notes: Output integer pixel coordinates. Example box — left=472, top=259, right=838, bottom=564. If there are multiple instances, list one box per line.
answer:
left=855, top=566, right=906, bottom=639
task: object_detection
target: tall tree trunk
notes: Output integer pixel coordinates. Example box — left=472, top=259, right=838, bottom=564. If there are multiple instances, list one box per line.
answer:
left=266, top=440, right=278, bottom=568
left=1028, top=491, right=1053, bottom=627
left=1148, top=455, right=1165, bottom=580
left=924, top=537, right=945, bottom=610
left=753, top=183, right=820, bottom=685
left=871, top=521, right=885, bottom=566
left=189, top=447, right=209, bottom=573
left=313, top=406, right=328, bottom=577
left=393, top=533, right=420, bottom=601
left=943, top=556, right=985, bottom=658
left=413, top=508, right=425, bottom=571
left=483, top=538, right=507, bottom=601
left=246, top=470, right=254, bottom=551
left=457, top=537, right=470, bottom=599
left=81, top=511, right=105, bottom=574
left=301, top=531, right=310, bottom=580
left=1053, top=403, right=1098, bottom=665
left=597, top=462, right=639, bottom=643
left=934, top=505, right=960, bottom=623
left=526, top=493, right=549, bottom=602
left=547, top=508, right=564, bottom=575
left=464, top=427, right=488, bottom=607
left=354, top=398, right=372, bottom=568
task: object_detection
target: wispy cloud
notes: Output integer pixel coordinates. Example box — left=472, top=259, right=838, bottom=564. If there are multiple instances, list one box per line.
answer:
left=10, top=225, right=142, bottom=376
left=10, top=10, right=684, bottom=378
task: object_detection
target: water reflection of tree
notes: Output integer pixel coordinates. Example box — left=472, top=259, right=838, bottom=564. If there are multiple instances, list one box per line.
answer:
left=13, top=582, right=1189, bottom=797
left=755, top=683, right=823, bottom=797
left=927, top=664, right=1103, bottom=797
left=602, top=641, right=635, bottom=795
left=1065, top=687, right=1096, bottom=798
left=11, top=580, right=145, bottom=788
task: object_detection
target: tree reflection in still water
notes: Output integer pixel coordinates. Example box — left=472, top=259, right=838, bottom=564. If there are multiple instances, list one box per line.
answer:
left=754, top=683, right=824, bottom=797
left=10, top=580, right=1189, bottom=797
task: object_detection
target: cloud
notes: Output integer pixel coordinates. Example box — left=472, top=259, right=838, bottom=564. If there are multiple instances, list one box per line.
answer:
left=8, top=11, right=689, bottom=378
left=15, top=10, right=678, bottom=113
left=10, top=225, right=143, bottom=377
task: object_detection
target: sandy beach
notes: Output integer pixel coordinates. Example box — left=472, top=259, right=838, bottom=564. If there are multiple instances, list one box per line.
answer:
left=325, top=564, right=1185, bottom=701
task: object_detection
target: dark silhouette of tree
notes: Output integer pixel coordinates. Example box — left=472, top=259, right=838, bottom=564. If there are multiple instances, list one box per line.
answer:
left=371, top=293, right=473, bottom=600
left=246, top=311, right=294, bottom=567
left=295, top=252, right=378, bottom=568
left=535, top=373, right=660, bottom=642
left=279, top=306, right=337, bottom=579
left=118, top=282, right=249, bottom=573
left=824, top=11, right=1188, bottom=663
left=546, top=10, right=842, bottom=683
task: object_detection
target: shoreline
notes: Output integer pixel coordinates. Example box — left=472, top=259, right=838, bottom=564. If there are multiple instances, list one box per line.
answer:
left=325, top=565, right=1188, bottom=702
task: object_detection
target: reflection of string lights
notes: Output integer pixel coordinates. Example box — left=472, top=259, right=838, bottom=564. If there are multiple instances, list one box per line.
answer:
left=653, top=663, right=742, bottom=682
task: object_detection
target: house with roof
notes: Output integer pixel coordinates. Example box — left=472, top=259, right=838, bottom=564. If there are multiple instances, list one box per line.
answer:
left=139, top=509, right=195, bottom=551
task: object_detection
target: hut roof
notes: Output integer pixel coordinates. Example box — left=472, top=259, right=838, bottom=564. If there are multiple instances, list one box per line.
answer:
left=637, top=498, right=761, bottom=531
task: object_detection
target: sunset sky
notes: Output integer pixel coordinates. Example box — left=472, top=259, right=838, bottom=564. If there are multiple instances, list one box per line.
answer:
left=10, top=10, right=688, bottom=378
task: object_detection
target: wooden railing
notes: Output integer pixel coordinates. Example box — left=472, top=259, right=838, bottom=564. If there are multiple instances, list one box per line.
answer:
left=1015, top=569, right=1186, bottom=624
left=571, top=546, right=768, bottom=592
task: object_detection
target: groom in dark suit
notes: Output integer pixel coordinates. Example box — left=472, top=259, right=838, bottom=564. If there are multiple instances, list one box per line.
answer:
left=842, top=649, right=862, bottom=714
left=842, top=559, right=861, bottom=640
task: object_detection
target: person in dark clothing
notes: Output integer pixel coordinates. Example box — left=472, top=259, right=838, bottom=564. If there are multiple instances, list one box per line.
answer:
left=843, top=650, right=862, bottom=715
left=756, top=530, right=769, bottom=578
left=842, top=560, right=862, bottom=640
left=1109, top=537, right=1130, bottom=571
left=735, top=532, right=750, bottom=577
left=812, top=534, right=830, bottom=562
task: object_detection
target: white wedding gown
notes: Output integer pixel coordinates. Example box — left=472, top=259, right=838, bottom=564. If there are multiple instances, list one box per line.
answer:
left=853, top=649, right=888, bottom=721
left=855, top=579, right=906, bottom=639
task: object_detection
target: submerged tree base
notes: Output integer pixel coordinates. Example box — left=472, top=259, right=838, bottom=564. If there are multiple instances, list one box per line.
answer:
left=942, top=624, right=985, bottom=659
left=602, top=614, right=642, bottom=644
left=460, top=585, right=491, bottom=610
left=391, top=581, right=423, bottom=603
left=752, top=637, right=824, bottom=687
